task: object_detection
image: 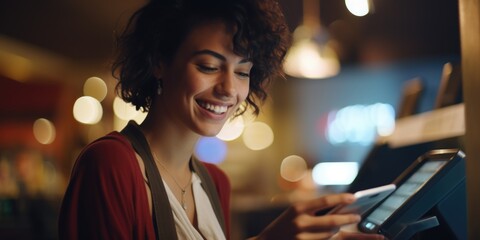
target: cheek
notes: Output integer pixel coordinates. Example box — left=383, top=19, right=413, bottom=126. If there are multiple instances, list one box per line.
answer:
left=185, top=77, right=209, bottom=96
left=239, top=81, right=251, bottom=101
left=180, top=70, right=205, bottom=95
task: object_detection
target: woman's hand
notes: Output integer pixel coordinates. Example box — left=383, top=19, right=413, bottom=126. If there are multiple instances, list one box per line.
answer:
left=331, top=231, right=384, bottom=240
left=252, top=193, right=384, bottom=240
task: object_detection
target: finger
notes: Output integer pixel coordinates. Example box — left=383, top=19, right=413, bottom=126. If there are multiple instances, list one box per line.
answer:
left=301, top=193, right=356, bottom=213
left=333, top=231, right=385, bottom=240
left=296, top=230, right=338, bottom=240
left=297, top=214, right=361, bottom=232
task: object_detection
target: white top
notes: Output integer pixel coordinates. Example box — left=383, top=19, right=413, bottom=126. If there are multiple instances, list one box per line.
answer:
left=163, top=172, right=226, bottom=240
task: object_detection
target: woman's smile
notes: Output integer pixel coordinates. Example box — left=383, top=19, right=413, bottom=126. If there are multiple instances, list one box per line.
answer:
left=196, top=100, right=231, bottom=115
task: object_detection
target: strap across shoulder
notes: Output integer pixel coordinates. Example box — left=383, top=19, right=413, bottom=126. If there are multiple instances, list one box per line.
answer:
left=120, top=120, right=226, bottom=238
left=121, top=121, right=177, bottom=240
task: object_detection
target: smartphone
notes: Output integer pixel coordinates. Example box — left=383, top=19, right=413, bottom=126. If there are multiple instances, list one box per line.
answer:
left=328, top=184, right=396, bottom=216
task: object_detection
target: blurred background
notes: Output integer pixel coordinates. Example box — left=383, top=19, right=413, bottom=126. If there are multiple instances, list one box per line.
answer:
left=0, top=0, right=465, bottom=239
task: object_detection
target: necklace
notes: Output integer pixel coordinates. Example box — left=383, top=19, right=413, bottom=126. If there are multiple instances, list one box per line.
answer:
left=153, top=153, right=192, bottom=211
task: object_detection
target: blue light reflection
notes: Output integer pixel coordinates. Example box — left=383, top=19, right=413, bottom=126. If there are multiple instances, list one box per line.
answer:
left=194, top=137, right=227, bottom=164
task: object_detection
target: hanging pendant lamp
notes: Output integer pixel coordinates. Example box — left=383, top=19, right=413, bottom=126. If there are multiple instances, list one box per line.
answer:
left=283, top=0, right=340, bottom=79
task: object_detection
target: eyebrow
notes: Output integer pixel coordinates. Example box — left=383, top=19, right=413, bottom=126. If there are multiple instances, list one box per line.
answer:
left=192, top=49, right=251, bottom=63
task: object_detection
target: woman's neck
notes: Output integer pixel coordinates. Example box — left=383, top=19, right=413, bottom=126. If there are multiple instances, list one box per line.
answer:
left=139, top=110, right=199, bottom=170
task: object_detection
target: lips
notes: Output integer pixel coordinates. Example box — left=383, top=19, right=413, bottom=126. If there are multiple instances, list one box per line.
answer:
left=196, top=100, right=230, bottom=115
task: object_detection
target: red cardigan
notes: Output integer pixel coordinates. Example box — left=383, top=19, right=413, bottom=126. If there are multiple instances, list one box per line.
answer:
left=59, top=132, right=231, bottom=239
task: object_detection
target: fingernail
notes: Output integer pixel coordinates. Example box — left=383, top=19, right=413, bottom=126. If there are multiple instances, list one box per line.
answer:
left=346, top=194, right=356, bottom=202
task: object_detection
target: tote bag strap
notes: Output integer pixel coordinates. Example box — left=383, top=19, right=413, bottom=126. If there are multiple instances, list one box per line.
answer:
left=191, top=157, right=227, bottom=235
left=121, top=121, right=178, bottom=240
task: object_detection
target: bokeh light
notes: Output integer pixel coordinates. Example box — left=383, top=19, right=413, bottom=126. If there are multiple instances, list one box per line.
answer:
left=112, top=97, right=147, bottom=130
left=194, top=137, right=227, bottom=164
left=73, top=96, right=103, bottom=124
left=216, top=116, right=245, bottom=141
left=83, top=76, right=107, bottom=102
left=113, top=97, right=147, bottom=121
left=283, top=38, right=340, bottom=79
left=280, top=155, right=308, bottom=182
left=33, top=118, right=56, bottom=144
left=326, top=103, right=395, bottom=145
left=370, top=103, right=395, bottom=136
left=312, top=162, right=358, bottom=185
left=345, top=0, right=370, bottom=17
left=242, top=121, right=274, bottom=150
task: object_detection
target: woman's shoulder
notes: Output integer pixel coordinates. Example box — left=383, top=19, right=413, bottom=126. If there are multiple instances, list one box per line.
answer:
left=87, top=131, right=131, bottom=150
left=200, top=161, right=230, bottom=195
left=73, top=131, right=137, bottom=174
left=201, top=162, right=229, bottom=182
left=82, top=132, right=132, bottom=157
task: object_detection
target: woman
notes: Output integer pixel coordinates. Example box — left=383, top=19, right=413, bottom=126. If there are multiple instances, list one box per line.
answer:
left=59, top=0, right=384, bottom=239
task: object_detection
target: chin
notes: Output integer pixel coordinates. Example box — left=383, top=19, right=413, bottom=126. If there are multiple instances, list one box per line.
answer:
left=192, top=124, right=224, bottom=137
left=200, top=129, right=222, bottom=137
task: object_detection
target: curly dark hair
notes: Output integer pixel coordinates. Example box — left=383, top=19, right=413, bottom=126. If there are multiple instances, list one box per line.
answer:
left=112, top=0, right=291, bottom=115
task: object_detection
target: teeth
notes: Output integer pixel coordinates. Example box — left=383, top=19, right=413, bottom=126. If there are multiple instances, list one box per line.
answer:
left=200, top=102, right=228, bottom=114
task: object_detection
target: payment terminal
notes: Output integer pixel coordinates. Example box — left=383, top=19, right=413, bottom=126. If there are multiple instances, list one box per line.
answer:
left=358, top=149, right=466, bottom=240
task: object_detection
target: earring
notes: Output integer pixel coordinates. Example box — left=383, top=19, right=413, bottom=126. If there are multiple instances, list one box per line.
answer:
left=157, top=79, right=163, bottom=95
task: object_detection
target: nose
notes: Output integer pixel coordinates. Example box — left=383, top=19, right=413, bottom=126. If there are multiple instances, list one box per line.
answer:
left=214, top=72, right=236, bottom=99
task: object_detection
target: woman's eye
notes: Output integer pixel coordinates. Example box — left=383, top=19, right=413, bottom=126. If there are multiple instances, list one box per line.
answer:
left=198, top=65, right=218, bottom=73
left=236, top=72, right=250, bottom=78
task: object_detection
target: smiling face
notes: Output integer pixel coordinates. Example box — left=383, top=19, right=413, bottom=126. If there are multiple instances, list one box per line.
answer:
left=156, top=20, right=252, bottom=136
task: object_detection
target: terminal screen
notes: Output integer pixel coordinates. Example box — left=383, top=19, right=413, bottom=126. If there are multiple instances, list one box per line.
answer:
left=361, top=160, right=447, bottom=230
